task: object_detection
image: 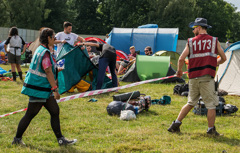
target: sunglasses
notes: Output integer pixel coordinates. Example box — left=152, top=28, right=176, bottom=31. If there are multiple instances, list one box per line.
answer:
left=144, top=50, right=149, bottom=52
left=192, top=26, right=198, bottom=30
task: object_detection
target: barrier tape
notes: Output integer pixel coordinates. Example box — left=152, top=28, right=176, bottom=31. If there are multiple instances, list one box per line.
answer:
left=0, top=71, right=187, bottom=118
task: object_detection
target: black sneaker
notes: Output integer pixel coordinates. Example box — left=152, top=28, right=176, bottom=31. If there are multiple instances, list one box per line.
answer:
left=12, top=137, right=26, bottom=146
left=207, top=126, right=221, bottom=136
left=57, top=136, right=77, bottom=146
left=168, top=121, right=182, bottom=132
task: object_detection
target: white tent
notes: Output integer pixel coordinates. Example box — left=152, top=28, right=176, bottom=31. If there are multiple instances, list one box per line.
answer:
left=216, top=41, right=240, bottom=96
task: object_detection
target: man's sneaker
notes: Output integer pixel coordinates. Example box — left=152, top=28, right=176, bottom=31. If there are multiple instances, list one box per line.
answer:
left=12, top=137, right=26, bottom=146
left=57, top=136, right=77, bottom=146
left=168, top=121, right=182, bottom=132
left=207, top=126, right=221, bottom=136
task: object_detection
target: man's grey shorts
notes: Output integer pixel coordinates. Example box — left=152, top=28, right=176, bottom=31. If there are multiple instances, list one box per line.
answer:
left=188, top=75, right=218, bottom=109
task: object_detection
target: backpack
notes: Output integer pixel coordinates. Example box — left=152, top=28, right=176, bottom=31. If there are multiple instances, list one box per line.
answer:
left=223, top=104, right=238, bottom=114
left=193, top=96, right=238, bottom=116
left=173, top=83, right=189, bottom=95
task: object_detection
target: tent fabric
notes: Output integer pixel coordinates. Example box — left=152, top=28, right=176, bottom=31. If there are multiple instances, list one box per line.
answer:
left=116, top=50, right=129, bottom=61
left=161, top=65, right=185, bottom=83
left=56, top=43, right=112, bottom=94
left=136, top=55, right=170, bottom=82
left=153, top=50, right=188, bottom=78
left=85, top=37, right=106, bottom=44
left=119, top=62, right=140, bottom=82
left=106, top=27, right=178, bottom=55
left=28, top=38, right=40, bottom=56
left=0, top=67, right=7, bottom=74
left=119, top=55, right=185, bottom=83
left=84, top=37, right=106, bottom=55
left=0, top=40, right=6, bottom=52
left=216, top=41, right=240, bottom=96
left=138, top=24, right=158, bottom=28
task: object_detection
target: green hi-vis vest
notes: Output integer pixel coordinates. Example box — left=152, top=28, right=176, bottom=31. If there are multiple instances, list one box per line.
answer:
left=21, top=45, right=57, bottom=99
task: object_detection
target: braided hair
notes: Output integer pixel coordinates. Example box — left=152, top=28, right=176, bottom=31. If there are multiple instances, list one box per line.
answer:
left=39, top=28, right=54, bottom=49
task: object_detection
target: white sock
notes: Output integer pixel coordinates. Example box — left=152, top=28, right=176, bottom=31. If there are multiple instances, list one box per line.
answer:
left=208, top=127, right=214, bottom=131
left=175, top=120, right=181, bottom=123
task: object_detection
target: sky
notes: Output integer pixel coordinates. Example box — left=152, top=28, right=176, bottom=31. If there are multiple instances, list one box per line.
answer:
left=224, top=0, right=240, bottom=12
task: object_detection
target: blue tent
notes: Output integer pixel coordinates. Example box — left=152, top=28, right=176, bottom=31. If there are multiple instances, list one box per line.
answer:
left=106, top=27, right=178, bottom=55
left=0, top=40, right=6, bottom=52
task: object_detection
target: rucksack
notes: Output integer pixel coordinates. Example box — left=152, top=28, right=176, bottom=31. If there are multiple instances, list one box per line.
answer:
left=193, top=96, right=238, bottom=116
left=223, top=104, right=238, bottom=114
left=173, top=83, right=189, bottom=95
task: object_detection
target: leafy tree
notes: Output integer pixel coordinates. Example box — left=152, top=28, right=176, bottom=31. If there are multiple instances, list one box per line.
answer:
left=69, top=0, right=103, bottom=35
left=161, top=0, right=200, bottom=40
left=1, top=0, right=46, bottom=29
left=102, top=0, right=150, bottom=28
left=226, top=12, right=240, bottom=42
left=195, top=0, right=235, bottom=41
left=41, top=0, right=70, bottom=32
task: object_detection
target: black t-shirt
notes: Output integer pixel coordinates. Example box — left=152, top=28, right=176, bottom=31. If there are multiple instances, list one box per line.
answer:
left=5, top=36, right=26, bottom=45
left=96, top=44, right=116, bottom=60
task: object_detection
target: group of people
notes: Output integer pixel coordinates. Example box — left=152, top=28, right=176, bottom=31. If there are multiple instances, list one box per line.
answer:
left=116, top=45, right=153, bottom=75
left=9, top=17, right=227, bottom=146
left=11, top=21, right=120, bottom=146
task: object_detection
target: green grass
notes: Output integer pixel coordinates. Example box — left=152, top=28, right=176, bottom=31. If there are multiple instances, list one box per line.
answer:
left=0, top=64, right=239, bottom=153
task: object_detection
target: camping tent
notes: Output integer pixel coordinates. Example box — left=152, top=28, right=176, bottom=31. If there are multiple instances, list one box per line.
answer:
left=0, top=40, right=6, bottom=51
left=85, top=37, right=106, bottom=44
left=28, top=38, right=40, bottom=56
left=83, top=37, right=106, bottom=55
left=56, top=43, right=113, bottom=94
left=153, top=51, right=187, bottom=71
left=106, top=27, right=178, bottom=55
left=215, top=41, right=240, bottom=96
left=153, top=50, right=188, bottom=78
left=119, top=55, right=185, bottom=83
left=116, top=50, right=129, bottom=61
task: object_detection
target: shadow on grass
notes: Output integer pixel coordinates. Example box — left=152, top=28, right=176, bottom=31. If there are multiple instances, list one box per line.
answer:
left=137, top=109, right=159, bottom=116
left=189, top=133, right=240, bottom=146
left=207, top=135, right=240, bottom=146
left=27, top=144, right=84, bottom=153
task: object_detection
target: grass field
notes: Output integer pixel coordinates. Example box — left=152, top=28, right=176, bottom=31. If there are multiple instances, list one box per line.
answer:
left=0, top=64, right=239, bottom=153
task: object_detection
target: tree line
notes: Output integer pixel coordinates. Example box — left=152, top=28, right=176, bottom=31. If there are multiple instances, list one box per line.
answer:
left=0, top=0, right=239, bottom=42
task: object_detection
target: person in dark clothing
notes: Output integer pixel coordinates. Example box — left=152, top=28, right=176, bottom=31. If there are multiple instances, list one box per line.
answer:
left=4, top=27, right=26, bottom=81
left=12, top=28, right=77, bottom=146
left=77, top=42, right=118, bottom=90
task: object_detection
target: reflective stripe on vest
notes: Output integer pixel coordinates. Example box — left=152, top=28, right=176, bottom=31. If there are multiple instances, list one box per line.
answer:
left=28, top=68, right=47, bottom=78
left=189, top=37, right=217, bottom=59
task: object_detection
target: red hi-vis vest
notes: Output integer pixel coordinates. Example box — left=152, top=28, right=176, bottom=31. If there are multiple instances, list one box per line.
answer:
left=188, top=34, right=218, bottom=79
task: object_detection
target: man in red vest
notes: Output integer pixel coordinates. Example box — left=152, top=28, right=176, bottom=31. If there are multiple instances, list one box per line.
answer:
left=168, top=18, right=226, bottom=135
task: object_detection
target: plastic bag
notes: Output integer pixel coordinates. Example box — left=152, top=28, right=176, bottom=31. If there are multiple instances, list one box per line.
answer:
left=120, top=110, right=136, bottom=121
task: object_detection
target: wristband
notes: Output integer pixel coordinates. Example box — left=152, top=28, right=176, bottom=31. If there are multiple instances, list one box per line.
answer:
left=53, top=88, right=58, bottom=92
left=51, top=86, right=58, bottom=91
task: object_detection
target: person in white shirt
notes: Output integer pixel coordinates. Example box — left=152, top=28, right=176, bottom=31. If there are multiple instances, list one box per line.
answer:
left=55, top=21, right=85, bottom=56
left=4, top=27, right=26, bottom=81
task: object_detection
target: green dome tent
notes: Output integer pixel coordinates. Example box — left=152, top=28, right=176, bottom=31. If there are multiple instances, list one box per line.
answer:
left=153, top=50, right=187, bottom=78
left=119, top=55, right=185, bottom=83
left=136, top=55, right=170, bottom=82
